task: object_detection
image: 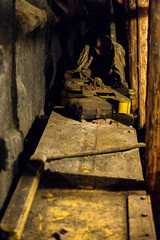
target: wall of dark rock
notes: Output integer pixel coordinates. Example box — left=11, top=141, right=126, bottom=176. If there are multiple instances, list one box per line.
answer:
left=0, top=0, right=127, bottom=212
left=0, top=0, right=61, bottom=211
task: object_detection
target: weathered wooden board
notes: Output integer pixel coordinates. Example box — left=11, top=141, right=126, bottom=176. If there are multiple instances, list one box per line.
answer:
left=21, top=188, right=156, bottom=240
left=46, top=150, right=144, bottom=190
left=0, top=160, right=44, bottom=240
left=128, top=193, right=156, bottom=240
left=137, top=0, right=149, bottom=129
left=46, top=149, right=143, bottom=182
left=31, top=110, right=144, bottom=185
left=32, top=111, right=139, bottom=159
left=129, top=0, right=138, bottom=112
left=145, top=0, right=160, bottom=193
left=1, top=107, right=154, bottom=240
left=21, top=189, right=128, bottom=240
left=145, top=0, right=160, bottom=231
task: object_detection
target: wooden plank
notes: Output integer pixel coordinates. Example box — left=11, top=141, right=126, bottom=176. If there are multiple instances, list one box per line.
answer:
left=31, top=111, right=139, bottom=161
left=145, top=0, right=160, bottom=193
left=124, top=0, right=130, bottom=87
left=22, top=189, right=128, bottom=240
left=145, top=0, right=160, bottom=231
left=129, top=0, right=138, bottom=112
left=137, top=0, right=149, bottom=129
left=45, top=142, right=145, bottom=162
left=0, top=160, right=44, bottom=240
left=29, top=110, right=144, bottom=188
left=46, top=149, right=144, bottom=190
left=128, top=193, right=156, bottom=240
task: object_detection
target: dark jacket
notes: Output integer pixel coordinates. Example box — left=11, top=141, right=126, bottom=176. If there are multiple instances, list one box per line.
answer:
left=75, top=41, right=127, bottom=87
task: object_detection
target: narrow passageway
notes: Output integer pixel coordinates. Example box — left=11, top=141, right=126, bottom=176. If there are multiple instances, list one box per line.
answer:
left=20, top=110, right=152, bottom=240
left=0, top=0, right=159, bottom=239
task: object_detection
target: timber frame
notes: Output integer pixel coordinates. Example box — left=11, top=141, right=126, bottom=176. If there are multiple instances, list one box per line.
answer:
left=124, top=0, right=160, bottom=236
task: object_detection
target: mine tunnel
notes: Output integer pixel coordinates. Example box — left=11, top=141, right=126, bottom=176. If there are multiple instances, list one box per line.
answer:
left=0, top=0, right=159, bottom=239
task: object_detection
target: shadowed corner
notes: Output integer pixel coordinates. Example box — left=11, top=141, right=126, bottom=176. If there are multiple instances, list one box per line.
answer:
left=0, top=229, right=10, bottom=240
left=40, top=170, right=145, bottom=191
left=150, top=171, right=160, bottom=239
left=0, top=138, right=8, bottom=172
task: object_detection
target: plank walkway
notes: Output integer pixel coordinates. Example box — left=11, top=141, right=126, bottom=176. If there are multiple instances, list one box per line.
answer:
left=0, top=109, right=156, bottom=239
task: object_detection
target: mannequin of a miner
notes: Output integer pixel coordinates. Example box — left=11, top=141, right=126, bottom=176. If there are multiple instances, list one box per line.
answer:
left=65, top=35, right=127, bottom=88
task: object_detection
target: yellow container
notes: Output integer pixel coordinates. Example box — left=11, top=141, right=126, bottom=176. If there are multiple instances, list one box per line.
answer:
left=118, top=101, right=131, bottom=114
left=129, top=89, right=136, bottom=112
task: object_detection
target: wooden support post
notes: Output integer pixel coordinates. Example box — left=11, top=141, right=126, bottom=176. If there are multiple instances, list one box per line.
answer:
left=137, top=0, right=149, bottom=129
left=124, top=0, right=138, bottom=112
left=129, top=0, right=138, bottom=112
left=145, top=0, right=160, bottom=232
left=124, top=0, right=131, bottom=87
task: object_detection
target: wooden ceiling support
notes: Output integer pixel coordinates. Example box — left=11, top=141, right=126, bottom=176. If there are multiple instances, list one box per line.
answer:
left=145, top=0, right=160, bottom=229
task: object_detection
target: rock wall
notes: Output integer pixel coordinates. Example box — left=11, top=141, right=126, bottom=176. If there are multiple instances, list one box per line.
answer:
left=16, top=31, right=46, bottom=137
left=0, top=0, right=61, bottom=211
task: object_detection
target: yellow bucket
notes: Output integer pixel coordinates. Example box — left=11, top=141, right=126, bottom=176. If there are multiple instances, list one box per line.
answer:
left=118, top=101, right=131, bottom=114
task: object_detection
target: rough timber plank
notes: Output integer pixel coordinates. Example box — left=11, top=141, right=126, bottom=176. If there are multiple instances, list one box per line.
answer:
left=46, top=149, right=143, bottom=180
left=145, top=1, right=160, bottom=235
left=31, top=110, right=139, bottom=156
left=31, top=111, right=144, bottom=183
left=21, top=185, right=156, bottom=240
left=137, top=0, right=149, bottom=129
left=129, top=0, right=138, bottom=112
left=128, top=193, right=156, bottom=240
left=0, top=109, right=152, bottom=240
left=21, top=189, right=128, bottom=240
left=46, top=149, right=144, bottom=190
left=0, top=160, right=44, bottom=240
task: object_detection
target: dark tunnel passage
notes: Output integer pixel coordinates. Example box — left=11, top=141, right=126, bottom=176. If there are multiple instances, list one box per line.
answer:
left=44, top=0, right=128, bottom=111
left=1, top=0, right=159, bottom=239
left=0, top=0, right=129, bottom=220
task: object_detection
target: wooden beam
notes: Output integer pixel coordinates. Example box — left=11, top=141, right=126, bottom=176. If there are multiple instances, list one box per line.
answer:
left=124, top=0, right=130, bottom=86
left=129, top=0, right=138, bottom=112
left=137, top=0, right=149, bottom=129
left=145, top=0, right=160, bottom=228
left=128, top=193, right=156, bottom=240
left=45, top=143, right=146, bottom=162
left=145, top=0, right=160, bottom=193
left=124, top=0, right=138, bottom=113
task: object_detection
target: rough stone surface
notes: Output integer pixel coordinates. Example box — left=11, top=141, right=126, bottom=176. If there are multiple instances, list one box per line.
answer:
left=0, top=0, right=20, bottom=211
left=0, top=0, right=61, bottom=211
left=16, top=0, right=47, bottom=35
left=16, top=31, right=46, bottom=137
left=0, top=130, right=23, bottom=209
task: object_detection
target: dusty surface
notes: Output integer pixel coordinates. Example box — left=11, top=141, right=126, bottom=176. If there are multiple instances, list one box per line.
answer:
left=32, top=110, right=139, bottom=157
left=128, top=194, right=156, bottom=240
left=20, top=110, right=148, bottom=240
left=22, top=187, right=128, bottom=240
left=32, top=110, right=144, bottom=184
left=21, top=180, right=152, bottom=240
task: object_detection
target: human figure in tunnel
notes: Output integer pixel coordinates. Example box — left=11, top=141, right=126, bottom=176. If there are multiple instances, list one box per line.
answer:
left=65, top=35, right=127, bottom=88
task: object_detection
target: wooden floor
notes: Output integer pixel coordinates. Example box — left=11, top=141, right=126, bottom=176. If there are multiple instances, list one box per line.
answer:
left=21, top=109, right=156, bottom=239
